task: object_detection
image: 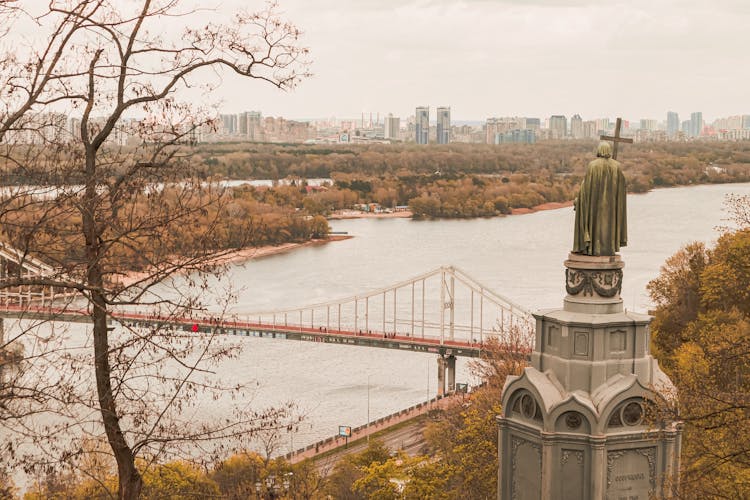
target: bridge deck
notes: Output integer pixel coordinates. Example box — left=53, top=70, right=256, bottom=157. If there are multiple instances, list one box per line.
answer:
left=0, top=305, right=485, bottom=358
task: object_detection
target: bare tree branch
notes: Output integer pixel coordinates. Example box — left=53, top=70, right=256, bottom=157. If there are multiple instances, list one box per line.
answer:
left=0, top=1, right=310, bottom=498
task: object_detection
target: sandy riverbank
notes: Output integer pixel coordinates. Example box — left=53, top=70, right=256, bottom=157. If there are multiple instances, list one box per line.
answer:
left=119, top=235, right=353, bottom=286
left=511, top=200, right=574, bottom=215
left=210, top=234, right=353, bottom=265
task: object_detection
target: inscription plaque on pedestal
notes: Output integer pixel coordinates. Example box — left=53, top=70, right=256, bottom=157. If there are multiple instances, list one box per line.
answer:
left=511, top=437, right=541, bottom=500
left=560, top=449, right=584, bottom=499
left=606, top=447, right=656, bottom=500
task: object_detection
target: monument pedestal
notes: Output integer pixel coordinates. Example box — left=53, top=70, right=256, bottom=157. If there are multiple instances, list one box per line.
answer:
left=498, top=253, right=682, bottom=500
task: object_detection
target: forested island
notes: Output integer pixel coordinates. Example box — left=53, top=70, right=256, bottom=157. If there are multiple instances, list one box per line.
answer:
left=196, top=140, right=750, bottom=218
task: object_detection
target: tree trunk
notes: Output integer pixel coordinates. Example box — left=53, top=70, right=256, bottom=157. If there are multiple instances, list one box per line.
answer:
left=83, top=152, right=142, bottom=499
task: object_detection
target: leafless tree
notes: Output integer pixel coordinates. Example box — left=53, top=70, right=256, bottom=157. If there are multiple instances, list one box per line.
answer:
left=469, top=322, right=534, bottom=392
left=0, top=1, right=309, bottom=498
left=724, top=193, right=750, bottom=229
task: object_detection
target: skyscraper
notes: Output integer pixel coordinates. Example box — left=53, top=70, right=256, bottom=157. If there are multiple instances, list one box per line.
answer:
left=570, top=114, right=583, bottom=139
left=436, top=107, right=450, bottom=144
left=415, top=106, right=429, bottom=144
left=549, top=115, right=567, bottom=139
left=690, top=112, right=703, bottom=137
left=384, top=114, right=400, bottom=140
left=667, top=111, right=679, bottom=137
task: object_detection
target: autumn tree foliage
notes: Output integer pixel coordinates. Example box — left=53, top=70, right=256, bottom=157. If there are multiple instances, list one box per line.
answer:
left=18, top=448, right=324, bottom=499
left=317, top=327, right=531, bottom=500
left=188, top=140, right=750, bottom=218
left=648, top=195, right=750, bottom=498
left=0, top=1, right=308, bottom=498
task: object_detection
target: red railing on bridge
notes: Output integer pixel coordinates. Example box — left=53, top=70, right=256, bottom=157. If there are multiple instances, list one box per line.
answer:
left=0, top=303, right=513, bottom=353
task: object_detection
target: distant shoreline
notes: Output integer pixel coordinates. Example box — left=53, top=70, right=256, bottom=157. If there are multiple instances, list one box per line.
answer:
left=511, top=200, right=574, bottom=215
left=328, top=201, right=575, bottom=221
left=209, top=234, right=354, bottom=265
left=328, top=210, right=413, bottom=220
left=119, top=235, right=353, bottom=286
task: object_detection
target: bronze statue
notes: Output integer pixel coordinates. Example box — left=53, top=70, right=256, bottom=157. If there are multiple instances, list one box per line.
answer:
left=573, top=142, right=627, bottom=256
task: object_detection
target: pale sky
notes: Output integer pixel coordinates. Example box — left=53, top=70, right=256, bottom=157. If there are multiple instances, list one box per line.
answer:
left=218, top=0, right=750, bottom=122
left=5, top=0, right=749, bottom=122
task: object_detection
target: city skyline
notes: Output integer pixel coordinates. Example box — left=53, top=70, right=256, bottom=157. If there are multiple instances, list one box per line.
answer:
left=206, top=0, right=749, bottom=121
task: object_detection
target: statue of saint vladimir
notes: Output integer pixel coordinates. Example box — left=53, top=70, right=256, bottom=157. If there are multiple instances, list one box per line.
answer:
left=573, top=142, right=627, bottom=256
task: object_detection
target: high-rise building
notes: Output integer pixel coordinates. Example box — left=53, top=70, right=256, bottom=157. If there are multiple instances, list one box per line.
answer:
left=415, top=106, right=429, bottom=144
left=485, top=118, right=500, bottom=144
left=570, top=114, right=583, bottom=139
left=583, top=120, right=598, bottom=139
left=384, top=114, right=400, bottom=140
left=236, top=111, right=263, bottom=140
left=667, top=111, right=679, bottom=137
left=639, top=119, right=658, bottom=131
left=681, top=120, right=691, bottom=135
left=525, top=118, right=541, bottom=131
left=495, top=129, right=536, bottom=144
left=726, top=115, right=743, bottom=130
left=485, top=117, right=526, bottom=143
left=595, top=118, right=610, bottom=135
left=690, top=111, right=703, bottom=137
left=68, top=117, right=82, bottom=142
left=436, top=107, right=451, bottom=144
left=743, top=115, right=750, bottom=130
left=549, top=115, right=567, bottom=139
left=238, top=112, right=249, bottom=136
left=220, top=114, right=238, bottom=135
left=247, top=111, right=262, bottom=141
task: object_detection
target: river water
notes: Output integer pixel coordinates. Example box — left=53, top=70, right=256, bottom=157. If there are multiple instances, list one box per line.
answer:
left=7, top=182, right=750, bottom=462
left=189, top=182, right=750, bottom=453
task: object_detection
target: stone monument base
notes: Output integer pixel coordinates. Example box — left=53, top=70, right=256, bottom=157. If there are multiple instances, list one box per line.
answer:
left=498, top=253, right=682, bottom=499
left=563, top=253, right=624, bottom=314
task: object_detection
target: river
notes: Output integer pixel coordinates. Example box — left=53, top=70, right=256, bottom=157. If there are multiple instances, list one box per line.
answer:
left=183, top=182, right=750, bottom=454
left=7, top=182, right=750, bottom=463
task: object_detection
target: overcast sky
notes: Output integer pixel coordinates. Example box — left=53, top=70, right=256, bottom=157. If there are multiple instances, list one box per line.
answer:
left=6, top=0, right=749, bottom=122
left=209, top=0, right=746, bottom=122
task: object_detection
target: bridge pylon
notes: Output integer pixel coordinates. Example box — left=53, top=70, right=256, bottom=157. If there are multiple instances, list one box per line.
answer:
left=436, top=352, right=457, bottom=397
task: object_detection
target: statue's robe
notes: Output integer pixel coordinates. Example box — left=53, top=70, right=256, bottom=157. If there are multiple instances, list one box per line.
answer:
left=573, top=157, right=627, bottom=256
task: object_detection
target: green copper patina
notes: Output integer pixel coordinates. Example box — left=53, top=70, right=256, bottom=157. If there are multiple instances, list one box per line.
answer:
left=573, top=142, right=627, bottom=256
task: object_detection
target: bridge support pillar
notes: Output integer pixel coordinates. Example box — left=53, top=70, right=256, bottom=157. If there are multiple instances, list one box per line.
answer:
left=436, top=355, right=446, bottom=397
left=446, top=354, right=456, bottom=393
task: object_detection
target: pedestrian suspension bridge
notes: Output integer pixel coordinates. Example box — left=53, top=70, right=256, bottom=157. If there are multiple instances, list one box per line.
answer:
left=0, top=246, right=534, bottom=395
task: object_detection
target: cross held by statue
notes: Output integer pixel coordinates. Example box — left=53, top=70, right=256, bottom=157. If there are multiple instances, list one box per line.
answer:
left=600, top=117, right=633, bottom=160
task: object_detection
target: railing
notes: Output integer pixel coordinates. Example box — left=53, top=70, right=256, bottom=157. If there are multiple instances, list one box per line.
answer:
left=282, top=393, right=461, bottom=463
